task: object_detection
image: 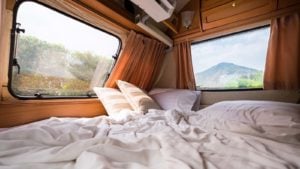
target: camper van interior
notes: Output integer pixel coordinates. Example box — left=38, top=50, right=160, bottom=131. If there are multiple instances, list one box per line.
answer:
left=0, top=0, right=300, bottom=168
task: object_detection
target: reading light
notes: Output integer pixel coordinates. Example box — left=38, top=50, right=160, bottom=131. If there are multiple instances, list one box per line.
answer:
left=181, top=11, right=194, bottom=29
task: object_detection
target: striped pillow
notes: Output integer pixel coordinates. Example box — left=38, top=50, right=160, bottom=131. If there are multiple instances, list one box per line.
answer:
left=117, top=80, right=161, bottom=113
left=93, top=87, right=133, bottom=116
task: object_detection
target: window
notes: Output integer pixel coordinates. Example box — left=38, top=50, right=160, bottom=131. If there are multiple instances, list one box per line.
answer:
left=191, top=26, right=270, bottom=90
left=9, top=1, right=121, bottom=98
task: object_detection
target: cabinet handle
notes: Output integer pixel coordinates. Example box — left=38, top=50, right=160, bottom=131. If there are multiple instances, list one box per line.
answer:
left=232, top=2, right=236, bottom=7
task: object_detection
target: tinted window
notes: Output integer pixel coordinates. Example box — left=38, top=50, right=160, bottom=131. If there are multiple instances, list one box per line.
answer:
left=191, top=27, right=270, bottom=90
left=10, top=1, right=120, bottom=98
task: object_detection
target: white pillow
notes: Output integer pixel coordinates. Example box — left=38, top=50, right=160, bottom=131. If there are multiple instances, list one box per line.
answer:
left=148, top=88, right=175, bottom=95
left=197, top=100, right=300, bottom=127
left=149, top=88, right=201, bottom=112
left=117, top=80, right=161, bottom=113
left=93, top=87, right=134, bottom=116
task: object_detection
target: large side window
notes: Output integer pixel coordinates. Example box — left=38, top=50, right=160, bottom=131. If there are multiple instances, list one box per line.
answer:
left=9, top=1, right=121, bottom=98
left=191, top=26, right=270, bottom=90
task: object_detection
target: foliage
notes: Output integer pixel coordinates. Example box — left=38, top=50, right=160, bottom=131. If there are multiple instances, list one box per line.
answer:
left=17, top=36, right=67, bottom=73
left=12, top=35, right=113, bottom=96
left=68, top=51, right=111, bottom=82
left=224, top=71, right=263, bottom=89
left=12, top=73, right=89, bottom=96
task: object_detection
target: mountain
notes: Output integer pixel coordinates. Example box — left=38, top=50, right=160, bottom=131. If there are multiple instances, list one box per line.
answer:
left=195, top=62, right=262, bottom=88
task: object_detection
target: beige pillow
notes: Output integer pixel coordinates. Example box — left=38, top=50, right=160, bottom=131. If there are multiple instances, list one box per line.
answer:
left=117, top=80, right=161, bottom=113
left=93, top=87, right=133, bottom=116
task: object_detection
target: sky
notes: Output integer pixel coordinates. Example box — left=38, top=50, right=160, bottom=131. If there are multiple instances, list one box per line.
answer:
left=17, top=2, right=120, bottom=58
left=191, top=27, right=270, bottom=73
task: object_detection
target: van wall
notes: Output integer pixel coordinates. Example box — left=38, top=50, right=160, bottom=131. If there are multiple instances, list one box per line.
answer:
left=0, top=0, right=130, bottom=127
left=154, top=47, right=300, bottom=107
left=154, top=0, right=300, bottom=107
left=0, top=0, right=300, bottom=128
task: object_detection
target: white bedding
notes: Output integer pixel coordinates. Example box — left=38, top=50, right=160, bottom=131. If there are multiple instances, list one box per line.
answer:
left=0, top=101, right=299, bottom=169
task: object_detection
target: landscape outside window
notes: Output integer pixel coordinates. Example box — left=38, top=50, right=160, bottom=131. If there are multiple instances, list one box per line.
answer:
left=191, top=27, right=270, bottom=90
left=10, top=1, right=120, bottom=98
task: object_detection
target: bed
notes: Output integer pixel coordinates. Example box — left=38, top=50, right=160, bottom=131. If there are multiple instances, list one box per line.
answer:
left=0, top=100, right=299, bottom=169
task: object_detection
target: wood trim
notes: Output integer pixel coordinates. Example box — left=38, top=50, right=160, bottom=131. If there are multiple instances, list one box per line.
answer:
left=76, top=0, right=150, bottom=36
left=6, top=0, right=15, bottom=10
left=278, top=0, right=300, bottom=9
left=0, top=9, right=13, bottom=100
left=163, top=19, right=178, bottom=34
left=174, top=4, right=300, bottom=43
left=192, top=20, right=270, bottom=43
left=201, top=0, right=232, bottom=11
left=0, top=99, right=106, bottom=128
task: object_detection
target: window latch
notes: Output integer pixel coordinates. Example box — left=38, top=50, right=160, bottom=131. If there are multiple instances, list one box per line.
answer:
left=15, top=23, right=25, bottom=34
left=12, top=58, right=21, bottom=74
left=34, top=92, right=49, bottom=98
left=86, top=91, right=93, bottom=97
left=12, top=23, right=25, bottom=74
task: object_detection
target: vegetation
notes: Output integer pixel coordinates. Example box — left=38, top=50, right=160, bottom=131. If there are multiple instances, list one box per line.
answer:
left=12, top=35, right=113, bottom=96
left=68, top=51, right=112, bottom=82
left=224, top=72, right=263, bottom=89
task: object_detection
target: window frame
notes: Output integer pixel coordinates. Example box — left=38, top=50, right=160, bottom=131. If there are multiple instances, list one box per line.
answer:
left=191, top=25, right=270, bottom=91
left=8, top=0, right=122, bottom=100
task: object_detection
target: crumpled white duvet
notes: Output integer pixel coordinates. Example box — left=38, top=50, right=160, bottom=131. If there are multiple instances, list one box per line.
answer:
left=0, top=101, right=300, bottom=169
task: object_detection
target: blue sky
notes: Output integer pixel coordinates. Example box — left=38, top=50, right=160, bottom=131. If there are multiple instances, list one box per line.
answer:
left=191, top=27, right=270, bottom=73
left=17, top=2, right=120, bottom=58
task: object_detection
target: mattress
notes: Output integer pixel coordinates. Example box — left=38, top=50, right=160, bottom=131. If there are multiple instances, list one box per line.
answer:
left=0, top=100, right=299, bottom=169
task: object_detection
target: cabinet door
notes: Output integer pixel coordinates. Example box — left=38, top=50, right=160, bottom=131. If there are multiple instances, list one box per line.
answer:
left=201, top=0, right=277, bottom=30
left=278, top=0, right=300, bottom=9
left=201, top=0, right=232, bottom=11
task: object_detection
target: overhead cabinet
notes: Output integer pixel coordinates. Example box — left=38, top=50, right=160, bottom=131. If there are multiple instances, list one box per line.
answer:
left=201, top=0, right=277, bottom=30
left=278, top=0, right=300, bottom=9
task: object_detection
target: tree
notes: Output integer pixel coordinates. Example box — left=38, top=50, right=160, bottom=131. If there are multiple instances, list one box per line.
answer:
left=68, top=51, right=111, bottom=82
left=17, top=35, right=67, bottom=73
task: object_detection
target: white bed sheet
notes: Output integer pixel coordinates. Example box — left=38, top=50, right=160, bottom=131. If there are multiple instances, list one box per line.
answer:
left=0, top=101, right=299, bottom=169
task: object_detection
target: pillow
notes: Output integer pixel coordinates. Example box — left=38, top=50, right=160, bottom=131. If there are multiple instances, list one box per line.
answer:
left=197, top=100, right=300, bottom=127
left=117, top=80, right=161, bottom=113
left=93, top=87, right=133, bottom=116
left=148, top=88, right=175, bottom=95
left=149, top=88, right=201, bottom=112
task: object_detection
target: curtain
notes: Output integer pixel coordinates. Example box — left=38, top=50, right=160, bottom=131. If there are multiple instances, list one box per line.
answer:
left=174, top=41, right=196, bottom=90
left=264, top=12, right=300, bottom=90
left=105, top=31, right=166, bottom=91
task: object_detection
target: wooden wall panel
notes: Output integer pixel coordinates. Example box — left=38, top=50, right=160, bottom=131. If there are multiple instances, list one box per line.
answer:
left=201, top=0, right=232, bottom=11
left=0, top=99, right=106, bottom=128
left=278, top=0, right=300, bottom=9
left=77, top=0, right=150, bottom=36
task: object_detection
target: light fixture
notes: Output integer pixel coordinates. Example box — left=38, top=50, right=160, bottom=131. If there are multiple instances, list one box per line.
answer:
left=181, top=11, right=194, bottom=29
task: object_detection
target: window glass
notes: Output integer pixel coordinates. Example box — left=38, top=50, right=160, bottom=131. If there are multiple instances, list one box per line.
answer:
left=191, top=27, right=270, bottom=90
left=10, top=1, right=120, bottom=98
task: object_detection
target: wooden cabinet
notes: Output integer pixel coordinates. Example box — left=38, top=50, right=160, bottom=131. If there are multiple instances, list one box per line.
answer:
left=201, top=0, right=277, bottom=30
left=201, top=0, right=232, bottom=11
left=278, top=0, right=300, bottom=9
